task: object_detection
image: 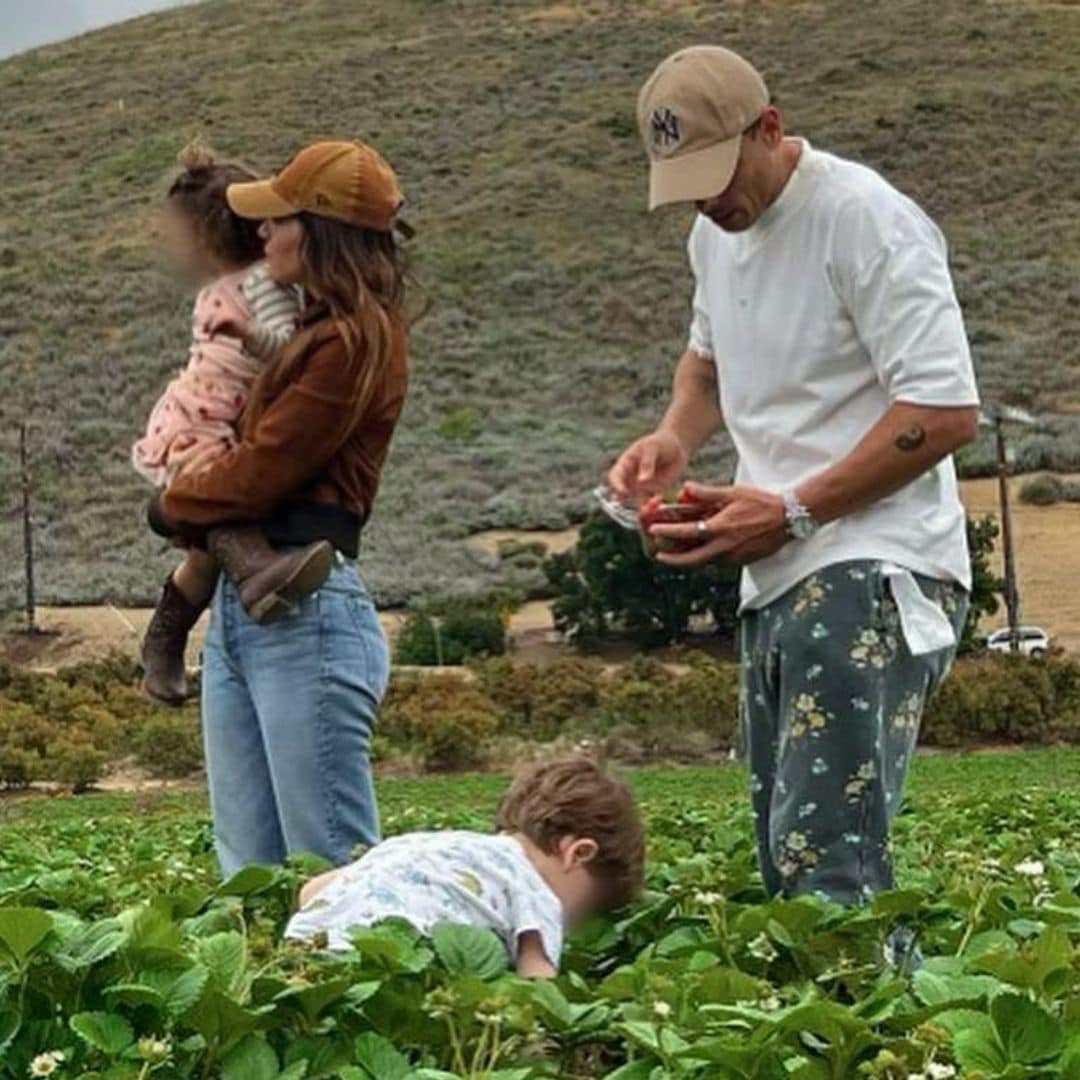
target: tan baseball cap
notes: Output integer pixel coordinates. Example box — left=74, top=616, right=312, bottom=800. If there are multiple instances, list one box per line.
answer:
left=637, top=46, right=769, bottom=210
left=227, top=140, right=412, bottom=235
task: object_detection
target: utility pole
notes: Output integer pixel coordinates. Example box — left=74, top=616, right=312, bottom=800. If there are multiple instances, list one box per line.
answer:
left=19, top=421, right=38, bottom=635
left=993, top=413, right=1020, bottom=654
left=980, top=404, right=1038, bottom=655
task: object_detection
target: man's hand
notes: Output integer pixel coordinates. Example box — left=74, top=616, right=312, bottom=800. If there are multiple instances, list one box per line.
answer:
left=649, top=482, right=789, bottom=567
left=607, top=430, right=688, bottom=501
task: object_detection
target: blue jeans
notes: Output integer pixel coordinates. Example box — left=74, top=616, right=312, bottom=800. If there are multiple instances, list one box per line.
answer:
left=201, top=552, right=389, bottom=877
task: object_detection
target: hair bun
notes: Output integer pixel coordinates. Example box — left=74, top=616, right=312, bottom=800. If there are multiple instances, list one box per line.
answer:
left=177, top=137, right=217, bottom=172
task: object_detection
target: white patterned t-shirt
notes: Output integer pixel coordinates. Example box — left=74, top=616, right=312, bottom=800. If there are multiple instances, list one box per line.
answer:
left=284, top=831, right=565, bottom=967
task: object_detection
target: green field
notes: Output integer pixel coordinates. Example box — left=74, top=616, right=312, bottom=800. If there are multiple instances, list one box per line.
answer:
left=2, top=751, right=1080, bottom=1077
left=1, top=0, right=1079, bottom=612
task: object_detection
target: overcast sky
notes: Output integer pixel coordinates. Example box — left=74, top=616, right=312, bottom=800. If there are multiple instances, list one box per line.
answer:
left=1, top=1, right=200, bottom=60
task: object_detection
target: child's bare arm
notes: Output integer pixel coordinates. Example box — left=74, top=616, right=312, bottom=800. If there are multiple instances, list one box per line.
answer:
left=515, top=931, right=557, bottom=979
left=298, top=867, right=342, bottom=909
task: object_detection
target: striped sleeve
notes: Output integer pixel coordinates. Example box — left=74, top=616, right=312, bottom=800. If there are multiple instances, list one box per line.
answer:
left=242, top=263, right=302, bottom=354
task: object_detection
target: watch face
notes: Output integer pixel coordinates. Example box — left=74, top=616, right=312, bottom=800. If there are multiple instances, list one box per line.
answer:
left=787, top=510, right=817, bottom=540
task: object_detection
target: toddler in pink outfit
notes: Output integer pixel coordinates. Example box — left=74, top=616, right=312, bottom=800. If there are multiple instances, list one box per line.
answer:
left=132, top=262, right=293, bottom=483
left=135, top=144, right=331, bottom=706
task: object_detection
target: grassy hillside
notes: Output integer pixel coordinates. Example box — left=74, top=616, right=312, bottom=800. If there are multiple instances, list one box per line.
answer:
left=1, top=0, right=1078, bottom=610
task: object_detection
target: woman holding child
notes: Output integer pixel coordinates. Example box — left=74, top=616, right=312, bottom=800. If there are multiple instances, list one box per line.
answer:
left=141, top=140, right=412, bottom=876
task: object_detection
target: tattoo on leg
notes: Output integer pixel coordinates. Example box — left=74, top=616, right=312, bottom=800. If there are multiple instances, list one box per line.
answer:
left=895, top=426, right=926, bottom=452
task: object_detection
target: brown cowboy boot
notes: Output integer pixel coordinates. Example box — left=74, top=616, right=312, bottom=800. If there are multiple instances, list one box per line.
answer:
left=208, top=527, right=334, bottom=624
left=141, top=576, right=205, bottom=705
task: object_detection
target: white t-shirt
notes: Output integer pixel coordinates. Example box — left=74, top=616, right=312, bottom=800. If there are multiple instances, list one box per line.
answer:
left=687, top=141, right=980, bottom=611
left=284, top=832, right=564, bottom=968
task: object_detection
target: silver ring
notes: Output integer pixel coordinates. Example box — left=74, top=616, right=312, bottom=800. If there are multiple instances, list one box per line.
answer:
left=696, top=519, right=709, bottom=536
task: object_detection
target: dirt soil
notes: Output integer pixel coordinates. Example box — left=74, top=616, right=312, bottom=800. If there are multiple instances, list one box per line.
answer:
left=961, top=477, right=1080, bottom=654
left=3, top=480, right=1077, bottom=668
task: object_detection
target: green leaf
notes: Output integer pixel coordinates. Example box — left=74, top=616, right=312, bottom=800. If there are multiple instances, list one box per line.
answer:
left=430, top=923, right=506, bottom=979
left=991, top=991, right=1064, bottom=1064
left=103, top=982, right=167, bottom=1009
left=912, top=970, right=1003, bottom=1006
left=601, top=1062, right=661, bottom=1080
left=352, top=1032, right=412, bottom=1080
left=198, top=932, right=247, bottom=994
left=954, top=1024, right=1007, bottom=1074
left=273, top=977, right=351, bottom=1024
left=0, top=1009, right=20, bottom=1055
left=123, top=902, right=181, bottom=951
left=221, top=1034, right=279, bottom=1080
left=871, top=889, right=926, bottom=917
left=185, top=988, right=268, bottom=1047
left=218, top=865, right=280, bottom=897
left=53, top=918, right=128, bottom=971
left=70, top=1011, right=135, bottom=1055
left=348, top=918, right=434, bottom=974
left=164, top=965, right=210, bottom=1016
left=0, top=908, right=53, bottom=966
left=973, top=925, right=1073, bottom=991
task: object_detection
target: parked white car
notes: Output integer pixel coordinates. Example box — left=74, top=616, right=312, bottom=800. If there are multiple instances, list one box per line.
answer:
left=986, top=626, right=1050, bottom=657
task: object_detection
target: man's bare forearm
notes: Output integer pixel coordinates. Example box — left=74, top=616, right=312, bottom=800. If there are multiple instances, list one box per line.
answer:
left=796, top=401, right=979, bottom=525
left=656, top=348, right=724, bottom=457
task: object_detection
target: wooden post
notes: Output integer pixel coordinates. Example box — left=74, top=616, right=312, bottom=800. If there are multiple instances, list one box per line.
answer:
left=19, top=422, right=38, bottom=635
left=994, top=414, right=1020, bottom=653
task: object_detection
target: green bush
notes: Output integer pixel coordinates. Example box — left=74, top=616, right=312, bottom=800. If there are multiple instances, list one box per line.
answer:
left=962, top=514, right=1004, bottom=653
left=1019, top=473, right=1065, bottom=506
left=0, top=659, right=199, bottom=786
left=0, top=694, right=111, bottom=791
left=594, top=656, right=738, bottom=756
left=924, top=654, right=1080, bottom=747
left=394, top=597, right=509, bottom=666
left=544, top=514, right=741, bottom=648
left=0, top=698, right=50, bottom=787
left=45, top=732, right=108, bottom=794
left=381, top=674, right=500, bottom=770
left=132, top=709, right=204, bottom=778
left=472, top=656, right=603, bottom=740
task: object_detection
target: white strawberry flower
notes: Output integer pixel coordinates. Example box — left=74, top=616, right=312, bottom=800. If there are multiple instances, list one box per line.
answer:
left=926, top=1064, right=957, bottom=1079
left=29, top=1052, right=64, bottom=1078
left=653, top=1001, right=672, bottom=1019
left=1015, top=858, right=1045, bottom=877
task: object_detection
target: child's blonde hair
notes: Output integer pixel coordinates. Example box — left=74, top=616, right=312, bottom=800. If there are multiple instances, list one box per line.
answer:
left=495, top=755, right=645, bottom=910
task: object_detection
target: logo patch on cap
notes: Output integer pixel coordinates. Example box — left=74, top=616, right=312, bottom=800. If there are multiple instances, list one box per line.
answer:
left=650, top=107, right=680, bottom=149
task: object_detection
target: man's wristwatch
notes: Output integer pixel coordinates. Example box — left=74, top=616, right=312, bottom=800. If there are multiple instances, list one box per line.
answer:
left=781, top=489, right=820, bottom=541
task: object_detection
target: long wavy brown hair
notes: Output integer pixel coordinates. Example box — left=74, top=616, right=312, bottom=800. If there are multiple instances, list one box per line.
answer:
left=264, top=212, right=411, bottom=422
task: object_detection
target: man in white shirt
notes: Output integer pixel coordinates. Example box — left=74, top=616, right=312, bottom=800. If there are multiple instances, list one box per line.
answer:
left=609, top=46, right=980, bottom=911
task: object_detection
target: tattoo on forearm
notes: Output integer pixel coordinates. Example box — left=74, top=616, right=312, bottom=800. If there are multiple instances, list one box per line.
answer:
left=895, top=425, right=927, bottom=452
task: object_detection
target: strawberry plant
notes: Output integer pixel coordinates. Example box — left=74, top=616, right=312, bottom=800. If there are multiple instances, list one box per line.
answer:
left=1, top=754, right=1080, bottom=1077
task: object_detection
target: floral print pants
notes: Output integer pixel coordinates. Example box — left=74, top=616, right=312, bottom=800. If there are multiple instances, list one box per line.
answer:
left=739, top=560, right=968, bottom=904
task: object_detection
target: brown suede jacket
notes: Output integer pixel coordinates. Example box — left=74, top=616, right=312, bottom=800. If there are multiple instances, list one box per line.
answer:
left=158, top=301, right=408, bottom=557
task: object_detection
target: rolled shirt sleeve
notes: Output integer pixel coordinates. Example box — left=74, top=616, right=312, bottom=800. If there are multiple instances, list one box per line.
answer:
left=686, top=218, right=715, bottom=359
left=839, top=200, right=980, bottom=408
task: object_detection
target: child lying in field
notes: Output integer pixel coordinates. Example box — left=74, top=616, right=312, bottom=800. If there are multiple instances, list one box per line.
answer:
left=285, top=756, right=645, bottom=977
